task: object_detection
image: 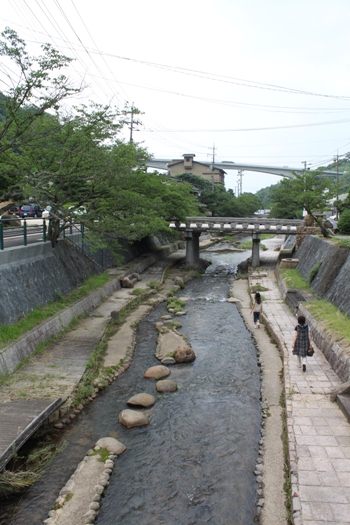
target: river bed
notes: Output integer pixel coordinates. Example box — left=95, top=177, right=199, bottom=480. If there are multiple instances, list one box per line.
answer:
left=2, top=243, right=262, bottom=525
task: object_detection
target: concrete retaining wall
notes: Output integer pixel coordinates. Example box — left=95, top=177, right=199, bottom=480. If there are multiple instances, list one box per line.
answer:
left=0, top=241, right=104, bottom=326
left=295, top=235, right=350, bottom=316
left=0, top=242, right=182, bottom=376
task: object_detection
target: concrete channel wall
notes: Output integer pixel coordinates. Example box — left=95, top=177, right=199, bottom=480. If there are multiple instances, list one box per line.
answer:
left=0, top=241, right=183, bottom=376
left=0, top=241, right=104, bottom=326
left=295, top=235, right=350, bottom=317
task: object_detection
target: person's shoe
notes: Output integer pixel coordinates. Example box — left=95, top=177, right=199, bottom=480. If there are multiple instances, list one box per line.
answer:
left=255, top=324, right=257, bottom=328
left=302, top=364, right=306, bottom=372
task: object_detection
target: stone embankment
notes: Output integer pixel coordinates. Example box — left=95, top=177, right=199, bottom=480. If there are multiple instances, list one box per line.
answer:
left=0, top=241, right=184, bottom=376
left=295, top=235, right=350, bottom=318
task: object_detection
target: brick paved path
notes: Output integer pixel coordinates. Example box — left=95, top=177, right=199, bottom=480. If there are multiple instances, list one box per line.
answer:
left=255, top=244, right=350, bottom=525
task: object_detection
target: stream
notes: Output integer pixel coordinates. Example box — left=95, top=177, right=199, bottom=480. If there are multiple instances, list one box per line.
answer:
left=2, top=242, right=262, bottom=525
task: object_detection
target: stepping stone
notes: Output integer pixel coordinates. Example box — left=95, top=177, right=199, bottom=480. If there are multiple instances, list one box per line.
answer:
left=144, top=365, right=170, bottom=380
left=95, top=437, right=126, bottom=455
left=156, top=379, right=178, bottom=393
left=127, top=393, right=156, bottom=408
left=119, top=409, right=150, bottom=429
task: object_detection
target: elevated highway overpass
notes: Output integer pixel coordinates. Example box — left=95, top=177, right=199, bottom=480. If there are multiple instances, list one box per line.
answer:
left=147, top=159, right=339, bottom=180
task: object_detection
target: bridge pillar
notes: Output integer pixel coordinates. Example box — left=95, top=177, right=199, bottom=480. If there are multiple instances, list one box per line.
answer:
left=251, top=232, right=261, bottom=267
left=184, top=230, right=201, bottom=265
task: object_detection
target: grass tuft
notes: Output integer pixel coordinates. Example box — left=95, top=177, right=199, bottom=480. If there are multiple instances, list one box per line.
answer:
left=0, top=273, right=112, bottom=348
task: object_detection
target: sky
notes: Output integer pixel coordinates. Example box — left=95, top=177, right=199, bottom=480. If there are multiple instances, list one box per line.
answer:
left=1, top=0, right=350, bottom=194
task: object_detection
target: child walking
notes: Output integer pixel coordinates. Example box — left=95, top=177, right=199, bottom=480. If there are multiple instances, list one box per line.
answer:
left=251, top=292, right=263, bottom=329
left=292, top=314, right=311, bottom=372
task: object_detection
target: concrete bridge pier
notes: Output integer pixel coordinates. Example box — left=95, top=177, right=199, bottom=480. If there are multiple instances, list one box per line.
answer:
left=251, top=232, right=261, bottom=267
left=184, top=230, right=201, bottom=265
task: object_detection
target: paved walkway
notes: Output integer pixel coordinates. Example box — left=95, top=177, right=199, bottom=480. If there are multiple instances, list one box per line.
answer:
left=254, top=242, right=350, bottom=525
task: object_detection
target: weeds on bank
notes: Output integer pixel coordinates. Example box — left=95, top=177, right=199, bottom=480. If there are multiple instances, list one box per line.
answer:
left=166, top=297, right=186, bottom=313
left=238, top=241, right=267, bottom=251
left=0, top=439, right=67, bottom=496
left=70, top=290, right=156, bottom=407
left=250, top=284, right=268, bottom=293
left=0, top=273, right=112, bottom=348
left=148, top=280, right=162, bottom=291
left=332, top=237, right=350, bottom=249
left=279, top=268, right=310, bottom=291
left=306, top=300, right=350, bottom=344
left=279, top=385, right=293, bottom=524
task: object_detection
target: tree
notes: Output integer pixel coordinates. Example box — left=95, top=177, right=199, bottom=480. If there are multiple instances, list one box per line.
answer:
left=1, top=101, right=200, bottom=248
left=174, top=173, right=261, bottom=217
left=0, top=29, right=201, bottom=251
left=338, top=209, right=350, bottom=234
left=269, top=171, right=337, bottom=235
left=0, top=28, right=80, bottom=157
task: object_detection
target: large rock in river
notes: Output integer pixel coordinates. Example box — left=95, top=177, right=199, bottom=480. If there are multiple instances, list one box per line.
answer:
left=119, top=409, right=150, bottom=429
left=156, top=379, right=178, bottom=393
left=127, top=393, right=156, bottom=407
left=95, top=437, right=126, bottom=455
left=173, top=345, right=196, bottom=363
left=155, top=327, right=194, bottom=361
left=144, top=365, right=170, bottom=380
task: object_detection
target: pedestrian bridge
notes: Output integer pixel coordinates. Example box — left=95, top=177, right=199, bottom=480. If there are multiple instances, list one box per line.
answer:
left=169, top=217, right=304, bottom=267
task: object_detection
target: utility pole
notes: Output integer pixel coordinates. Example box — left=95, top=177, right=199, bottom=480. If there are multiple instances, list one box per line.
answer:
left=237, top=170, right=244, bottom=196
left=334, top=152, right=339, bottom=220
left=127, top=104, right=141, bottom=143
left=209, top=144, right=216, bottom=191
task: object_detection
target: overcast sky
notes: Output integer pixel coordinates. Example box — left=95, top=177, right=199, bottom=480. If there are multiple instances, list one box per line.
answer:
left=1, top=0, right=350, bottom=194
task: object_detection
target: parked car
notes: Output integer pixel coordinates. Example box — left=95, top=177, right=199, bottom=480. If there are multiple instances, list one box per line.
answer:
left=18, top=204, right=43, bottom=218
left=8, top=206, right=21, bottom=215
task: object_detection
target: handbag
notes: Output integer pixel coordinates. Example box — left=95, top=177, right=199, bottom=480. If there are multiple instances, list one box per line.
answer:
left=307, top=345, right=315, bottom=357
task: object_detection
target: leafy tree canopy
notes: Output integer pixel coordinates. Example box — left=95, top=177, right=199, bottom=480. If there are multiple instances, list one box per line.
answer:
left=269, top=171, right=337, bottom=235
left=174, top=173, right=261, bottom=217
left=0, top=29, right=201, bottom=251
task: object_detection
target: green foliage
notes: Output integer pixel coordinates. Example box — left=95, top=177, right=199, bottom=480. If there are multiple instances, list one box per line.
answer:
left=306, top=300, right=350, bottom=342
left=0, top=29, right=201, bottom=252
left=238, top=241, right=267, bottom=250
left=334, top=238, right=350, bottom=248
left=255, top=184, right=276, bottom=209
left=166, top=297, right=186, bottom=313
left=148, top=280, right=162, bottom=290
left=279, top=268, right=310, bottom=290
left=0, top=439, right=66, bottom=495
left=0, top=27, right=79, bottom=159
left=174, top=173, right=261, bottom=217
left=0, top=273, right=111, bottom=347
left=269, top=171, right=336, bottom=235
left=337, top=209, right=350, bottom=234
left=308, top=262, right=322, bottom=283
left=130, top=288, right=144, bottom=296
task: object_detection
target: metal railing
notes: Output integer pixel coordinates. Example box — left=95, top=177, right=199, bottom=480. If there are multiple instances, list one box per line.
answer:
left=0, top=217, right=84, bottom=250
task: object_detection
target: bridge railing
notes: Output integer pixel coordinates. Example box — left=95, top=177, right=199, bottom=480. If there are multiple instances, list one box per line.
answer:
left=169, top=217, right=304, bottom=233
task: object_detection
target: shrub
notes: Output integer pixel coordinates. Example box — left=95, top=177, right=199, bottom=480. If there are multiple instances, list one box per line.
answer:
left=338, top=209, right=350, bottom=235
left=308, top=262, right=322, bottom=283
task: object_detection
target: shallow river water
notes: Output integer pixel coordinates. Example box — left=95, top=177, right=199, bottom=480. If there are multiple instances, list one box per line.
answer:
left=3, top=244, right=262, bottom=525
